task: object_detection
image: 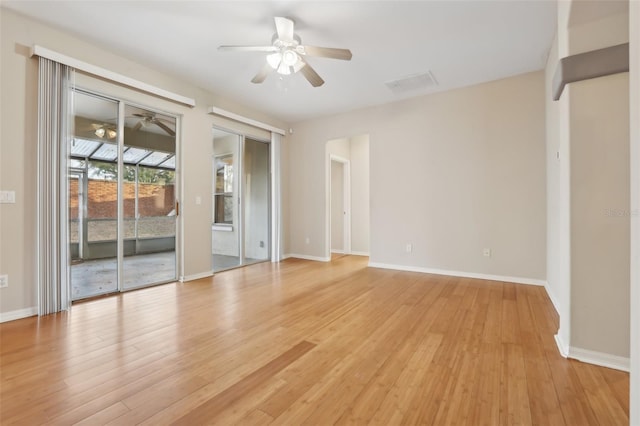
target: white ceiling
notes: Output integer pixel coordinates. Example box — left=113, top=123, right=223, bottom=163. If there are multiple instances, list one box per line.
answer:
left=3, top=1, right=557, bottom=123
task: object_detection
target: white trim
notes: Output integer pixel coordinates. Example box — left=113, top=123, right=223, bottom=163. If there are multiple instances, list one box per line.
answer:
left=350, top=251, right=370, bottom=257
left=282, top=253, right=293, bottom=260
left=331, top=249, right=345, bottom=254
left=555, top=334, right=570, bottom=358
left=629, top=0, right=640, bottom=421
left=568, top=347, right=630, bottom=372
left=31, top=45, right=196, bottom=107
left=212, top=224, right=233, bottom=232
left=327, top=154, right=352, bottom=258
left=287, top=254, right=331, bottom=262
left=271, top=132, right=283, bottom=262
left=0, top=307, right=38, bottom=323
left=179, top=271, right=214, bottom=282
left=209, top=107, right=286, bottom=135
left=544, top=282, right=562, bottom=317
left=367, top=262, right=547, bottom=286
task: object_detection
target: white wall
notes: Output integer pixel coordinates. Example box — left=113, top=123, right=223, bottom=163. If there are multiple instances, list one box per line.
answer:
left=0, top=8, right=287, bottom=317
left=629, top=0, right=639, bottom=422
left=289, top=71, right=546, bottom=282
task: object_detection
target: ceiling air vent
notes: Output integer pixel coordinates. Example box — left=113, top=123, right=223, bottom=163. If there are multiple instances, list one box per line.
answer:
left=385, top=71, right=438, bottom=94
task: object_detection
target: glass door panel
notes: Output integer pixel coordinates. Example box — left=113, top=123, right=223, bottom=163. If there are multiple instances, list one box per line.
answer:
left=122, top=105, right=177, bottom=289
left=70, top=91, right=119, bottom=300
left=243, top=138, right=270, bottom=265
left=212, top=130, right=242, bottom=271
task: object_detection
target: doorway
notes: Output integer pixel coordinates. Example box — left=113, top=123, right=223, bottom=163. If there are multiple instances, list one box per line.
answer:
left=212, top=128, right=271, bottom=272
left=68, top=90, right=178, bottom=300
left=330, top=157, right=350, bottom=255
left=326, top=134, right=370, bottom=260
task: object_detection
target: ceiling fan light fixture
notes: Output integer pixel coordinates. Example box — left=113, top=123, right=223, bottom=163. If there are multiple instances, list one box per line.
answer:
left=282, top=49, right=298, bottom=67
left=107, top=129, right=117, bottom=139
left=94, top=127, right=105, bottom=138
left=266, top=52, right=281, bottom=70
left=277, top=62, right=292, bottom=75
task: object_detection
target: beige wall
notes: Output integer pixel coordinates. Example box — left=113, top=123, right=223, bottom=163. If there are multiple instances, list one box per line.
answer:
left=545, top=32, right=572, bottom=352
left=546, top=1, right=630, bottom=362
left=0, top=8, right=287, bottom=317
left=349, top=134, right=370, bottom=255
left=289, top=71, right=546, bottom=281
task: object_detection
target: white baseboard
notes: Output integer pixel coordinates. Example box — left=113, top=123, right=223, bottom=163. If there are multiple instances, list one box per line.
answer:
left=568, top=346, right=630, bottom=372
left=0, top=307, right=38, bottom=323
left=179, top=271, right=213, bottom=282
left=287, top=254, right=331, bottom=262
left=367, top=262, right=547, bottom=287
left=350, top=251, right=370, bottom=256
left=555, top=334, right=569, bottom=358
left=331, top=250, right=345, bottom=254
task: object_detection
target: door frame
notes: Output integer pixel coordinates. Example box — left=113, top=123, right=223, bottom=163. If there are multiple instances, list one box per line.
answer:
left=327, top=154, right=351, bottom=258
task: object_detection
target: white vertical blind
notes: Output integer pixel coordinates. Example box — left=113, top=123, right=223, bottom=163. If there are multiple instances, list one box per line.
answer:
left=37, top=57, right=72, bottom=315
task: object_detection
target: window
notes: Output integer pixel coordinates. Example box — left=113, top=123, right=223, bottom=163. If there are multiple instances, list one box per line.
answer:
left=214, top=154, right=233, bottom=224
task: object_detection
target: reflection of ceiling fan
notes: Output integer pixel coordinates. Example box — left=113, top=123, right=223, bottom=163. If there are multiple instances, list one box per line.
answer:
left=219, top=17, right=352, bottom=87
left=84, top=122, right=117, bottom=139
left=132, top=112, right=176, bottom=136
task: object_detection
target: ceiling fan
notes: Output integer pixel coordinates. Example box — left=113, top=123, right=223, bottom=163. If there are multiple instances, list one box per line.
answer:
left=132, top=112, right=176, bottom=137
left=77, top=122, right=117, bottom=139
left=219, top=17, right=352, bottom=87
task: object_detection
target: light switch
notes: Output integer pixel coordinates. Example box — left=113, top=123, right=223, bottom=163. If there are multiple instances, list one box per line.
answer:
left=195, top=196, right=202, bottom=205
left=0, top=191, right=16, bottom=204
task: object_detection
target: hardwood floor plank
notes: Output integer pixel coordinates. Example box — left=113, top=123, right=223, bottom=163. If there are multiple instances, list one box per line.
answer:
left=0, top=256, right=628, bottom=425
left=170, top=341, right=315, bottom=425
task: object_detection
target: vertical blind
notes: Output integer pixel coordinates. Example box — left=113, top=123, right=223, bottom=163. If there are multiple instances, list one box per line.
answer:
left=37, top=57, right=72, bottom=315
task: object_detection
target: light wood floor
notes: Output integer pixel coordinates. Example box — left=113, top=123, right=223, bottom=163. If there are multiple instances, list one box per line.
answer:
left=0, top=255, right=629, bottom=425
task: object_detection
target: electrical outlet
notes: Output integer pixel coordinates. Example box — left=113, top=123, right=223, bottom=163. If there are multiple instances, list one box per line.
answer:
left=305, top=237, right=310, bottom=245
left=406, top=244, right=413, bottom=253
left=483, top=248, right=491, bottom=257
left=0, top=274, right=8, bottom=288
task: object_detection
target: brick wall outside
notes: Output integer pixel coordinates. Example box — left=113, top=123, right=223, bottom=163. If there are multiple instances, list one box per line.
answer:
left=69, top=179, right=175, bottom=219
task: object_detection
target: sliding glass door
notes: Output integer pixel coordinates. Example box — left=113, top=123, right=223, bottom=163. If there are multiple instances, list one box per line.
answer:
left=69, top=90, right=178, bottom=300
left=212, top=130, right=270, bottom=272
left=243, top=138, right=270, bottom=265
left=121, top=105, right=177, bottom=290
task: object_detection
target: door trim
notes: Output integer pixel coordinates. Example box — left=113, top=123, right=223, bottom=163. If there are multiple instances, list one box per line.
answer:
left=327, top=154, right=351, bottom=258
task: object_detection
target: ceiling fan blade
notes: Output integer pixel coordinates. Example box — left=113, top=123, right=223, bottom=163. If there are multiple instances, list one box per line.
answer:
left=133, top=121, right=143, bottom=132
left=299, top=60, right=325, bottom=87
left=153, top=119, right=176, bottom=137
left=251, top=63, right=273, bottom=84
left=218, top=45, right=278, bottom=52
left=299, top=45, right=352, bottom=61
left=274, top=17, right=294, bottom=42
